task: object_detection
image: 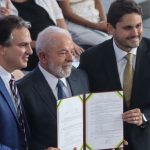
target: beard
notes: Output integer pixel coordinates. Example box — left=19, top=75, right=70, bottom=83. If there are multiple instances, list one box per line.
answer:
left=114, top=34, right=142, bottom=52
left=48, top=62, right=72, bottom=78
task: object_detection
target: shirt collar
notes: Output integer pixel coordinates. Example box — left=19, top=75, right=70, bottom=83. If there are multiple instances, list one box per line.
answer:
left=0, top=65, right=12, bottom=85
left=38, top=64, right=68, bottom=90
left=113, top=39, right=137, bottom=62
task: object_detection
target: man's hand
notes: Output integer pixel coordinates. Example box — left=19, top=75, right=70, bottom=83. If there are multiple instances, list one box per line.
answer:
left=122, top=108, right=143, bottom=126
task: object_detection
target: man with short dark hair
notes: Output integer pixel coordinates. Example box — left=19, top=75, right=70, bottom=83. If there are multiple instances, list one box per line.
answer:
left=79, top=0, right=150, bottom=150
left=0, top=15, right=32, bottom=149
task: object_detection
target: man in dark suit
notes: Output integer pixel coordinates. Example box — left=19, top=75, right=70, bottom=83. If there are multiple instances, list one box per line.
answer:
left=0, top=16, right=32, bottom=149
left=17, top=26, right=89, bottom=150
left=79, top=0, right=150, bottom=150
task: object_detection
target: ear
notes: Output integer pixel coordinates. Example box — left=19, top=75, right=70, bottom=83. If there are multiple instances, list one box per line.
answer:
left=38, top=51, right=47, bottom=65
left=0, top=45, right=6, bottom=55
left=107, top=23, right=115, bottom=36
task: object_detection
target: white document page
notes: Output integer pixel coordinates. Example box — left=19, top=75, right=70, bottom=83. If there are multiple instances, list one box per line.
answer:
left=57, top=96, right=83, bottom=150
left=86, top=91, right=123, bottom=150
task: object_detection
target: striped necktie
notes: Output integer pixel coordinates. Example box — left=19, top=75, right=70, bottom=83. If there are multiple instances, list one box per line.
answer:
left=9, top=75, right=28, bottom=150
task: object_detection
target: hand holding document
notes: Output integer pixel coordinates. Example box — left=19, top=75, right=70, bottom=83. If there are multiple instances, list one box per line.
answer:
left=57, top=91, right=123, bottom=150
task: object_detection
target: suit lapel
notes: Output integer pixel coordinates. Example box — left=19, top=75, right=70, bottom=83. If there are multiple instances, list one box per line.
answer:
left=103, top=40, right=122, bottom=90
left=67, top=70, right=78, bottom=96
left=0, top=78, right=19, bottom=123
left=32, top=67, right=57, bottom=118
left=131, top=39, right=150, bottom=106
left=133, top=39, right=149, bottom=80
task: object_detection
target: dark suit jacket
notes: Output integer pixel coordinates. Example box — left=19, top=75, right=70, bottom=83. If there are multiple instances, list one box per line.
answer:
left=17, top=66, right=89, bottom=150
left=79, top=38, right=150, bottom=150
left=0, top=77, right=30, bottom=150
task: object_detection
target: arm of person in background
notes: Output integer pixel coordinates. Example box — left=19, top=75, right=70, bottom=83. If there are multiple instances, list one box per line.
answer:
left=30, top=18, right=83, bottom=56
left=55, top=3, right=84, bottom=56
left=59, top=0, right=107, bottom=33
left=94, top=0, right=108, bottom=33
left=56, top=18, right=68, bottom=30
left=0, top=0, right=11, bottom=16
left=29, top=0, right=68, bottom=49
left=0, top=0, right=18, bottom=16
left=95, top=0, right=107, bottom=21
left=31, top=0, right=83, bottom=56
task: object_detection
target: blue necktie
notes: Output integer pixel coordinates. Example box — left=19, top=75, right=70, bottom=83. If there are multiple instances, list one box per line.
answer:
left=57, top=80, right=67, bottom=100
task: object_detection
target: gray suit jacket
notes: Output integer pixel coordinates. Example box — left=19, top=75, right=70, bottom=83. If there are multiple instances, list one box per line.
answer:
left=17, top=66, right=89, bottom=150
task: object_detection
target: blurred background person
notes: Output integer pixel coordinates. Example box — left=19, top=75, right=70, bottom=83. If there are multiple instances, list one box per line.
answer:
left=11, top=0, right=83, bottom=71
left=0, top=0, right=17, bottom=17
left=58, top=0, right=111, bottom=47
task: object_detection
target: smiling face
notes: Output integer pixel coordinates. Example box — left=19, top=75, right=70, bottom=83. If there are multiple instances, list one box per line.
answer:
left=0, top=27, right=32, bottom=72
left=39, top=33, right=74, bottom=78
left=108, top=13, right=143, bottom=52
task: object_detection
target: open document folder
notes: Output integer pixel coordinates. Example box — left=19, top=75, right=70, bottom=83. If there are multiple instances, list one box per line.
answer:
left=57, top=91, right=123, bottom=150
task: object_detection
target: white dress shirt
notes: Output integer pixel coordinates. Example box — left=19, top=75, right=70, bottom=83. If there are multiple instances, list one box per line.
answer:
left=0, top=65, right=17, bottom=110
left=39, top=64, right=72, bottom=100
left=113, top=40, right=137, bottom=88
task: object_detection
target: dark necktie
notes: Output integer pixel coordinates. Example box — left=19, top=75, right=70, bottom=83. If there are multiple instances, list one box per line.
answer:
left=9, top=75, right=28, bottom=150
left=123, top=53, right=134, bottom=108
left=57, top=80, right=67, bottom=100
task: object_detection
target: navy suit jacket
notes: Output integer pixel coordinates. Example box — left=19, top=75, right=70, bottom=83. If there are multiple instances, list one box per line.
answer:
left=0, top=77, right=30, bottom=150
left=17, top=66, right=89, bottom=150
left=79, top=38, right=150, bottom=150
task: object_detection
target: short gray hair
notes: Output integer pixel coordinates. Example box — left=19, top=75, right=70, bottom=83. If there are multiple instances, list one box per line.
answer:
left=36, top=26, right=72, bottom=54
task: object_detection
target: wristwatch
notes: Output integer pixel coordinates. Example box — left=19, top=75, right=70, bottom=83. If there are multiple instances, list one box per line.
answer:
left=140, top=114, right=148, bottom=128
